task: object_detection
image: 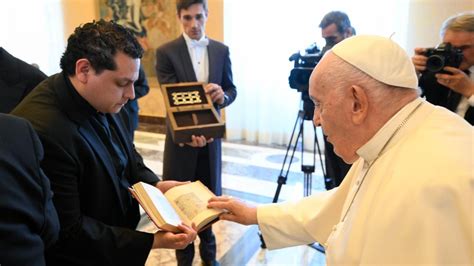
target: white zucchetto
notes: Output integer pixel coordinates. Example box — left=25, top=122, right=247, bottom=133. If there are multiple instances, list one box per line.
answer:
left=331, top=35, right=418, bottom=89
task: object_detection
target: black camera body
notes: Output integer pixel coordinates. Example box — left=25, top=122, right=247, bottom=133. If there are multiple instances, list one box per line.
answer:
left=424, top=43, right=463, bottom=73
left=288, top=43, right=323, bottom=92
left=288, top=43, right=323, bottom=119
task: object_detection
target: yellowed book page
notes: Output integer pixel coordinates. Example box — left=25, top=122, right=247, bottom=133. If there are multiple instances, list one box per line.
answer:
left=164, top=181, right=223, bottom=230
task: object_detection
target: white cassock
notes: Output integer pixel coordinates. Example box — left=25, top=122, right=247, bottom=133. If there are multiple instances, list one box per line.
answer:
left=258, top=98, right=474, bottom=265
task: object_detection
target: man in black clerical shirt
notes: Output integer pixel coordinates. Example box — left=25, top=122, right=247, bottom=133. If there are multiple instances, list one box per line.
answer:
left=12, top=20, right=196, bottom=266
left=0, top=47, right=47, bottom=113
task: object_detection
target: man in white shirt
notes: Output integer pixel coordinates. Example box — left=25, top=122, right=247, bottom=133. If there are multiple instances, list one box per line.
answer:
left=412, top=11, right=474, bottom=125
left=208, top=35, right=473, bottom=265
left=155, top=0, right=237, bottom=265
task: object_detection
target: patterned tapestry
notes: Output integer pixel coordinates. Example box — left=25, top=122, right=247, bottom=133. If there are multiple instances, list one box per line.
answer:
left=99, top=0, right=182, bottom=78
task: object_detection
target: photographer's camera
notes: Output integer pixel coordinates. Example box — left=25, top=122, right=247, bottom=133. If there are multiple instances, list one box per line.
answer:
left=424, top=43, right=463, bottom=73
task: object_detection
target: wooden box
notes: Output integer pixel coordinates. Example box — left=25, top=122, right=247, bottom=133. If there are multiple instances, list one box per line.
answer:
left=161, top=82, right=225, bottom=143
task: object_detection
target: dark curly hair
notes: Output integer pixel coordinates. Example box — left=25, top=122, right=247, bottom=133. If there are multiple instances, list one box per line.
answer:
left=60, top=19, right=144, bottom=75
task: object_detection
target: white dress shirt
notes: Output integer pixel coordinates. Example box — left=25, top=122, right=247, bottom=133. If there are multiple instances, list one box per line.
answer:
left=456, top=66, right=474, bottom=116
left=183, top=33, right=209, bottom=83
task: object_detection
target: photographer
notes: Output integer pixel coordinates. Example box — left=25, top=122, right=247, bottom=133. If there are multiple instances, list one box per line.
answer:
left=412, top=12, right=474, bottom=125
left=318, top=11, right=355, bottom=189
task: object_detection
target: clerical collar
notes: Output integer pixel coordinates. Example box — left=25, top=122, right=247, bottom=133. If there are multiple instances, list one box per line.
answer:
left=356, top=97, right=424, bottom=163
left=62, top=72, right=97, bottom=118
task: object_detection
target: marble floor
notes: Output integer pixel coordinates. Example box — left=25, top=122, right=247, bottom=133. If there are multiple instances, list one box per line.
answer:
left=134, top=125, right=327, bottom=266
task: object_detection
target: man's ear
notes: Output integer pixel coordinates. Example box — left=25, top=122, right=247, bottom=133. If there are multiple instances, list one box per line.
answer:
left=351, top=85, right=368, bottom=124
left=75, top=59, right=92, bottom=84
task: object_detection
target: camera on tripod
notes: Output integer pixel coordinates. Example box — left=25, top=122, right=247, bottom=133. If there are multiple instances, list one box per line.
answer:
left=288, top=43, right=323, bottom=92
left=423, top=42, right=463, bottom=74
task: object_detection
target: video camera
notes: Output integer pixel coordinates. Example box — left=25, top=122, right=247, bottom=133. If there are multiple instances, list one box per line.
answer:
left=288, top=43, right=323, bottom=92
left=423, top=42, right=463, bottom=74
left=288, top=43, right=323, bottom=119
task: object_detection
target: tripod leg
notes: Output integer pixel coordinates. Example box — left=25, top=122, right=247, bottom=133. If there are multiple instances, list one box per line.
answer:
left=261, top=110, right=305, bottom=249
left=272, top=181, right=284, bottom=203
left=272, top=110, right=304, bottom=203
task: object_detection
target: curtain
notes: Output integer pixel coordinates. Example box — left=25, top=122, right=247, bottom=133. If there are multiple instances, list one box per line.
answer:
left=223, top=0, right=410, bottom=146
left=0, top=0, right=64, bottom=75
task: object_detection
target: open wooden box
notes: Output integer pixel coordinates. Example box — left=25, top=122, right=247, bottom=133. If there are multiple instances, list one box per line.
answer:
left=161, top=82, right=225, bottom=143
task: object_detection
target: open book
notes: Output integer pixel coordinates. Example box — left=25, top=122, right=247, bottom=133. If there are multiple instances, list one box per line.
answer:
left=129, top=181, right=225, bottom=233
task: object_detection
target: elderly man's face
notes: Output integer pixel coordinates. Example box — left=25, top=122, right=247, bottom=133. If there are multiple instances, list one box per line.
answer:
left=309, top=53, right=359, bottom=163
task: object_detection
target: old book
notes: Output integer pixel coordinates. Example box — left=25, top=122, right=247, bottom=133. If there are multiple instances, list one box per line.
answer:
left=129, top=181, right=224, bottom=233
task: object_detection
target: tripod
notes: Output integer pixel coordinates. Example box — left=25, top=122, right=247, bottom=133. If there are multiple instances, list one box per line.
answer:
left=259, top=95, right=326, bottom=253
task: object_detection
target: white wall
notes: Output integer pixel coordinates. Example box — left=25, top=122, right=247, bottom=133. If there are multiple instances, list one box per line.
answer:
left=0, top=0, right=98, bottom=76
left=0, top=0, right=65, bottom=75
left=223, top=0, right=473, bottom=145
left=406, top=0, right=473, bottom=55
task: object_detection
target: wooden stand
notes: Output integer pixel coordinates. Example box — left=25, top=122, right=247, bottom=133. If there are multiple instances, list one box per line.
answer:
left=161, top=82, right=225, bottom=143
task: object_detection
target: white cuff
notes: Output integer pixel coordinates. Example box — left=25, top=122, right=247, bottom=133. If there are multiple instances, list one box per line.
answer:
left=468, top=94, right=474, bottom=107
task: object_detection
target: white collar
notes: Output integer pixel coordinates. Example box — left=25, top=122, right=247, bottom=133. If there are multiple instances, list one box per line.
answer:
left=183, top=33, right=209, bottom=48
left=356, top=98, right=424, bottom=163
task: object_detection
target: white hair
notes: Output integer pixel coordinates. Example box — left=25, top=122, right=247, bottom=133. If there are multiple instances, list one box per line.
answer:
left=322, top=54, right=416, bottom=108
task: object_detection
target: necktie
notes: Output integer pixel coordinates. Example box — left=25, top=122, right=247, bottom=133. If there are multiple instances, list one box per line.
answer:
left=95, top=114, right=127, bottom=174
left=94, top=114, right=135, bottom=210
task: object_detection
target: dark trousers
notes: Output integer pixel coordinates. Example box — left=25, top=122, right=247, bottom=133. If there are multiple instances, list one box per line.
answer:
left=176, top=227, right=216, bottom=266
left=323, top=136, right=351, bottom=190
left=176, top=146, right=217, bottom=266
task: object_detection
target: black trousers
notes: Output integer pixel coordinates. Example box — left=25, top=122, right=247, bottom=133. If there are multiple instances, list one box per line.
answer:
left=323, top=135, right=351, bottom=190
left=176, top=146, right=217, bottom=266
left=176, top=227, right=216, bottom=266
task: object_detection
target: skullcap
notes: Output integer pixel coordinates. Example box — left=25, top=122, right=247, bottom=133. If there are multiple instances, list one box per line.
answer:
left=331, top=35, right=418, bottom=89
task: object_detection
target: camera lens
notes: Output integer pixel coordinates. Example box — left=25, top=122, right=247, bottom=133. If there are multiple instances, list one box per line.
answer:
left=426, top=55, right=445, bottom=72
